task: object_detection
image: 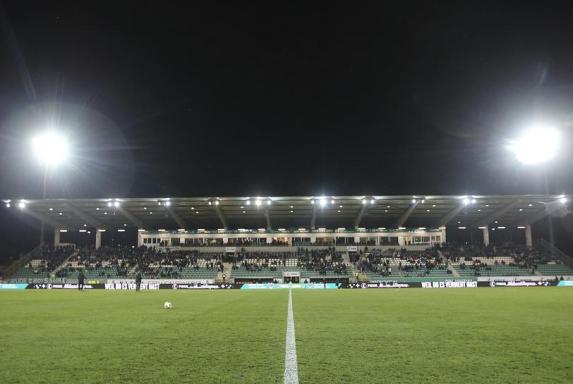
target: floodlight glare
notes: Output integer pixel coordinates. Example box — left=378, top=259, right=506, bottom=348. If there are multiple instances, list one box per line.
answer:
left=559, top=197, right=568, bottom=204
left=31, top=132, right=70, bottom=167
left=508, top=125, right=560, bottom=165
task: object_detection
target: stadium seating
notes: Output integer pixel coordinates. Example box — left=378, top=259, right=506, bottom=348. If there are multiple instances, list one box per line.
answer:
left=7, top=241, right=572, bottom=283
left=10, top=245, right=76, bottom=282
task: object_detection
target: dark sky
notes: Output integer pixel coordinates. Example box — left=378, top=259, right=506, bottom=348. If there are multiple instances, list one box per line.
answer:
left=1, top=1, right=573, bottom=258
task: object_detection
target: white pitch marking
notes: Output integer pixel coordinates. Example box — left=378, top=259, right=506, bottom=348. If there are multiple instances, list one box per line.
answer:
left=284, top=288, right=299, bottom=384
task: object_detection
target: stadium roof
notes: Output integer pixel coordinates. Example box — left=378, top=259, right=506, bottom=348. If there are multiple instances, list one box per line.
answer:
left=5, top=195, right=570, bottom=231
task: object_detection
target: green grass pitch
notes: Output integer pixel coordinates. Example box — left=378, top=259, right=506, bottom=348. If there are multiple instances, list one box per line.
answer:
left=0, top=288, right=572, bottom=383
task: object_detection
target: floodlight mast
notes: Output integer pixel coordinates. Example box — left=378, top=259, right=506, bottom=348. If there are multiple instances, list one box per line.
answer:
left=508, top=124, right=561, bottom=252
left=31, top=132, right=70, bottom=251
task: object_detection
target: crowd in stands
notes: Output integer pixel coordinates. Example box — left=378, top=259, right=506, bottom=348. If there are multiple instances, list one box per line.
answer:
left=230, top=248, right=349, bottom=275
left=26, top=245, right=75, bottom=274
left=299, top=248, right=348, bottom=275
left=55, top=246, right=224, bottom=279
left=354, top=247, right=448, bottom=277
left=9, top=240, right=572, bottom=282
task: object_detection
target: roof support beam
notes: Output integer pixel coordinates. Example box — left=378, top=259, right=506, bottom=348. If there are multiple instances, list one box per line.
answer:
left=519, top=202, right=569, bottom=226
left=310, top=204, right=317, bottom=230
left=353, top=203, right=367, bottom=229
left=22, top=209, right=62, bottom=229
left=395, top=201, right=419, bottom=228
left=264, top=209, right=272, bottom=230
left=166, top=207, right=185, bottom=228
left=214, top=204, right=228, bottom=229
left=475, top=200, right=520, bottom=226
left=118, top=207, right=144, bottom=228
left=64, top=203, right=103, bottom=228
left=434, top=204, right=464, bottom=228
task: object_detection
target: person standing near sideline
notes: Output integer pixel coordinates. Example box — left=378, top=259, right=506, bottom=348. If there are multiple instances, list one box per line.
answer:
left=135, top=271, right=142, bottom=292
left=78, top=270, right=85, bottom=291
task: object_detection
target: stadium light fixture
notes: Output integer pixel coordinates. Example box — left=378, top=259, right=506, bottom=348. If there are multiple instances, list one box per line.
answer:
left=559, top=197, right=568, bottom=204
left=31, top=131, right=70, bottom=167
left=508, top=124, right=560, bottom=165
left=113, top=201, right=120, bottom=208
left=255, top=199, right=262, bottom=207
left=17, top=201, right=26, bottom=209
left=319, top=197, right=327, bottom=207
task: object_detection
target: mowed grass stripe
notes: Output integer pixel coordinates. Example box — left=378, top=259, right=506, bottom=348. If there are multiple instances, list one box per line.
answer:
left=294, top=288, right=573, bottom=384
left=0, top=290, right=288, bottom=384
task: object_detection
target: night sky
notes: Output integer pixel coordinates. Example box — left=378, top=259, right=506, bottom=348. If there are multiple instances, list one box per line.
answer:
left=1, top=1, right=573, bottom=259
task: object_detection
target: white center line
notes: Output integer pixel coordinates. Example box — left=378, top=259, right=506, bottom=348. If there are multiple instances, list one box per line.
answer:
left=284, top=288, right=299, bottom=384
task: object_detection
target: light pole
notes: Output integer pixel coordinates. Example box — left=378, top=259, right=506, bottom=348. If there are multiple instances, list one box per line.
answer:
left=31, top=131, right=70, bottom=250
left=508, top=123, right=561, bottom=251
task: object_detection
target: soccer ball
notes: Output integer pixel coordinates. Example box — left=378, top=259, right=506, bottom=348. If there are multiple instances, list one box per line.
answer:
left=163, top=301, right=173, bottom=309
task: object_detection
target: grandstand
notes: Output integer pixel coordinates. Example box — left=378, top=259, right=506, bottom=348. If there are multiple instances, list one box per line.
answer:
left=2, top=195, right=572, bottom=283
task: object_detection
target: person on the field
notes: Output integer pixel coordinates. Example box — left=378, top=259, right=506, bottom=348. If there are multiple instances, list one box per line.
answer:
left=78, top=270, right=85, bottom=291
left=135, top=271, right=142, bottom=291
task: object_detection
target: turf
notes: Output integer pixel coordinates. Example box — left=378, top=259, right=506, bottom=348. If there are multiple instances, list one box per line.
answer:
left=0, top=290, right=288, bottom=384
left=0, top=288, right=572, bottom=383
left=294, top=288, right=573, bottom=384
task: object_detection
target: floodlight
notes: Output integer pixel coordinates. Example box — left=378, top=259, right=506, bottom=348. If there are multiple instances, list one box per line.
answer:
left=17, top=201, right=26, bottom=209
left=165, top=201, right=172, bottom=207
left=508, top=124, right=560, bottom=165
left=31, top=132, right=70, bottom=167
left=113, top=201, right=120, bottom=208
left=319, top=197, right=327, bottom=207
left=463, top=198, right=471, bottom=206
left=559, top=197, right=568, bottom=204
left=255, top=199, right=262, bottom=206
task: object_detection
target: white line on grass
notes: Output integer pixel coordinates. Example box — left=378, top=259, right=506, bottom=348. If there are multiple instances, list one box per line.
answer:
left=284, top=288, right=299, bottom=384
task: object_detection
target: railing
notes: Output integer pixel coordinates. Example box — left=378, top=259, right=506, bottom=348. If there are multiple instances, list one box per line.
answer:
left=3, top=244, right=42, bottom=279
left=142, top=228, right=443, bottom=235
left=535, top=239, right=573, bottom=268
